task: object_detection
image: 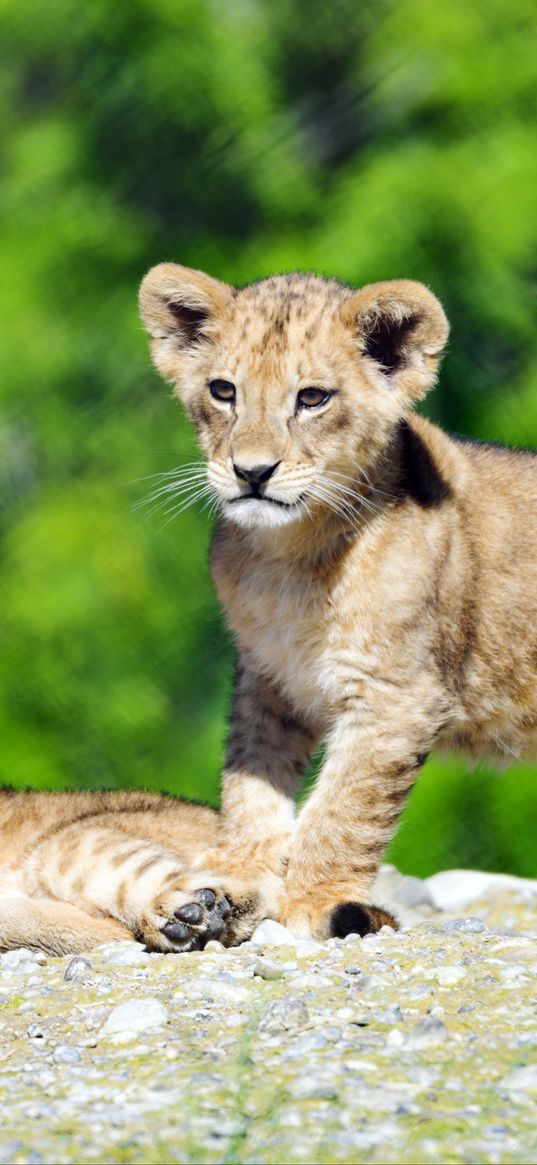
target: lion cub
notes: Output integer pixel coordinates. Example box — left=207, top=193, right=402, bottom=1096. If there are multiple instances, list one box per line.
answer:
left=0, top=788, right=267, bottom=955
left=140, top=264, right=537, bottom=941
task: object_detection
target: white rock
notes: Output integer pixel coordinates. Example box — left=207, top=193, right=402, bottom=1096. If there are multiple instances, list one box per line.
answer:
left=393, top=875, right=435, bottom=909
left=250, top=920, right=298, bottom=945
left=99, top=998, right=169, bottom=1041
left=259, top=997, right=309, bottom=1034
left=434, top=966, right=467, bottom=985
left=425, top=869, right=537, bottom=911
left=405, top=1017, right=448, bottom=1048
left=250, top=919, right=321, bottom=953
left=360, top=935, right=381, bottom=952
left=53, top=1044, right=81, bottom=1064
left=251, top=957, right=285, bottom=981
left=499, top=964, right=531, bottom=982
left=99, top=943, right=152, bottom=966
left=181, top=977, right=252, bottom=1004
left=64, top=957, right=92, bottom=982
left=1, top=948, right=44, bottom=968
left=289, top=1078, right=338, bottom=1100
left=499, top=1065, right=537, bottom=1095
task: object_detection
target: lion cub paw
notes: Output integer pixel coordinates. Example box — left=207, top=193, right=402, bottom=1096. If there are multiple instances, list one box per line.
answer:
left=283, top=900, right=398, bottom=940
left=328, top=902, right=398, bottom=938
left=139, top=886, right=232, bottom=953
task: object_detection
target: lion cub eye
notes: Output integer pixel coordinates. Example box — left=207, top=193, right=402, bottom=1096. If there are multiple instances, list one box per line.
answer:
left=296, top=387, right=332, bottom=410
left=209, top=379, right=236, bottom=403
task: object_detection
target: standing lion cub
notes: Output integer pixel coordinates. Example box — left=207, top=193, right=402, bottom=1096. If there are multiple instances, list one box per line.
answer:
left=139, top=264, right=537, bottom=941
left=2, top=267, right=535, bottom=957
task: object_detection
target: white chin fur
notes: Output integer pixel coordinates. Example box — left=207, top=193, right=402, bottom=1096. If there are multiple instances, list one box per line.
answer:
left=223, top=498, right=302, bottom=529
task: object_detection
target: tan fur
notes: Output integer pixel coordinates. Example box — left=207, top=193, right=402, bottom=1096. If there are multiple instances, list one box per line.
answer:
left=138, top=264, right=537, bottom=939
left=0, top=789, right=276, bottom=954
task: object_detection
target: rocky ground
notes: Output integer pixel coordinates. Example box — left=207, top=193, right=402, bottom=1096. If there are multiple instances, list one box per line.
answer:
left=1, top=866, right=536, bottom=1165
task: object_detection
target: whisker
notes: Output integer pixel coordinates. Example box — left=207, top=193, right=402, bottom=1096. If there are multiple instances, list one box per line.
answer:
left=158, top=486, right=216, bottom=530
left=323, top=475, right=386, bottom=514
left=326, top=468, right=397, bottom=501
left=131, top=461, right=207, bottom=485
left=158, top=483, right=214, bottom=516
left=307, top=481, right=370, bottom=533
left=133, top=471, right=209, bottom=515
left=306, top=485, right=361, bottom=529
left=133, top=472, right=208, bottom=509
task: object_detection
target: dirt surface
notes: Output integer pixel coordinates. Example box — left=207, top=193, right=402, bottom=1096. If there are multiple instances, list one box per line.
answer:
left=1, top=865, right=536, bottom=1164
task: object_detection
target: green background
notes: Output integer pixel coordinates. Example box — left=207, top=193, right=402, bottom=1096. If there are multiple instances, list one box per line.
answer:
left=2, top=0, right=536, bottom=877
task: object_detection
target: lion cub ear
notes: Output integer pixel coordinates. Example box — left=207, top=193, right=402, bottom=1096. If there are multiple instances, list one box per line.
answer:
left=342, top=279, right=449, bottom=400
left=139, top=263, right=232, bottom=381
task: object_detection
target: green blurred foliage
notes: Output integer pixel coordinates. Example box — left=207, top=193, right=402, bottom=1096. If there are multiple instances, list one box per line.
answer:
left=1, top=0, right=536, bottom=874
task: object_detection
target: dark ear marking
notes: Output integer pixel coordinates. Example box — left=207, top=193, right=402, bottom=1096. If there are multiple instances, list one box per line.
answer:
left=167, top=301, right=210, bottom=342
left=342, top=279, right=449, bottom=401
left=363, top=312, right=422, bottom=374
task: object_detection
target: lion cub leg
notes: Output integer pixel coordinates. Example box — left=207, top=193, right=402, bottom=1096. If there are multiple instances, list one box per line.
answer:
left=282, top=690, right=440, bottom=939
left=213, top=660, right=317, bottom=936
left=25, top=824, right=233, bottom=952
left=0, top=896, right=131, bottom=955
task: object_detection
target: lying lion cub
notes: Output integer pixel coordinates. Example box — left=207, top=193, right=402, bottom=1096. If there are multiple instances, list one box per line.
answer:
left=0, top=789, right=285, bottom=954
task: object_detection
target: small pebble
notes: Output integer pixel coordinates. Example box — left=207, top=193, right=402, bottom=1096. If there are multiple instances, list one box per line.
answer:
left=99, top=944, right=152, bottom=967
left=405, top=1017, right=448, bottom=1048
left=99, top=999, right=169, bottom=1041
left=180, top=977, right=252, bottom=1004
left=27, top=1024, right=45, bottom=1040
left=438, top=917, right=489, bottom=935
left=499, top=1065, right=537, bottom=1095
left=259, top=997, right=309, bottom=1035
left=435, top=965, right=467, bottom=985
left=252, top=957, right=285, bottom=981
left=64, top=957, right=93, bottom=982
left=250, top=920, right=298, bottom=945
left=53, top=1045, right=81, bottom=1065
left=289, top=1078, right=339, bottom=1100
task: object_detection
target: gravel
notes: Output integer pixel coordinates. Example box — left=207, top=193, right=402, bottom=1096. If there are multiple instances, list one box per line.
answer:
left=0, top=864, right=536, bottom=1164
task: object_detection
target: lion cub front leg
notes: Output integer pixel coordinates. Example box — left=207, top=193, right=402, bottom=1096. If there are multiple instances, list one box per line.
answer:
left=25, top=825, right=232, bottom=952
left=282, top=688, right=442, bottom=939
left=214, top=660, right=317, bottom=935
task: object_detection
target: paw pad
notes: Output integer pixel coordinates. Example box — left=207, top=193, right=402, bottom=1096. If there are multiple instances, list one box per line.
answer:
left=158, top=888, right=233, bottom=952
left=175, top=902, right=203, bottom=925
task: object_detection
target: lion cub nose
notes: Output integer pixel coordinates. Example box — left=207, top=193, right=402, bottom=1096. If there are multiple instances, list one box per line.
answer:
left=233, top=462, right=280, bottom=487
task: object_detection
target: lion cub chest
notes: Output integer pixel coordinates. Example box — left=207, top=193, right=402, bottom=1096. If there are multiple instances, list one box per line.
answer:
left=214, top=549, right=343, bottom=715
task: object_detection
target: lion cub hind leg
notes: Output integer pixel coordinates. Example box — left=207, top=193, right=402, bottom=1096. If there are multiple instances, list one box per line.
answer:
left=140, top=883, right=232, bottom=952
left=26, top=823, right=234, bottom=953
left=173, top=857, right=286, bottom=945
left=0, top=896, right=131, bottom=956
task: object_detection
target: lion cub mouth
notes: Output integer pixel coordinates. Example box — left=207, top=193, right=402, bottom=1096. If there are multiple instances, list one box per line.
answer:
left=231, top=493, right=300, bottom=510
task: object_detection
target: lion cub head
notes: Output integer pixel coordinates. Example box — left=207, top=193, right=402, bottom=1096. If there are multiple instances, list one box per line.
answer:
left=140, top=266, right=448, bottom=530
